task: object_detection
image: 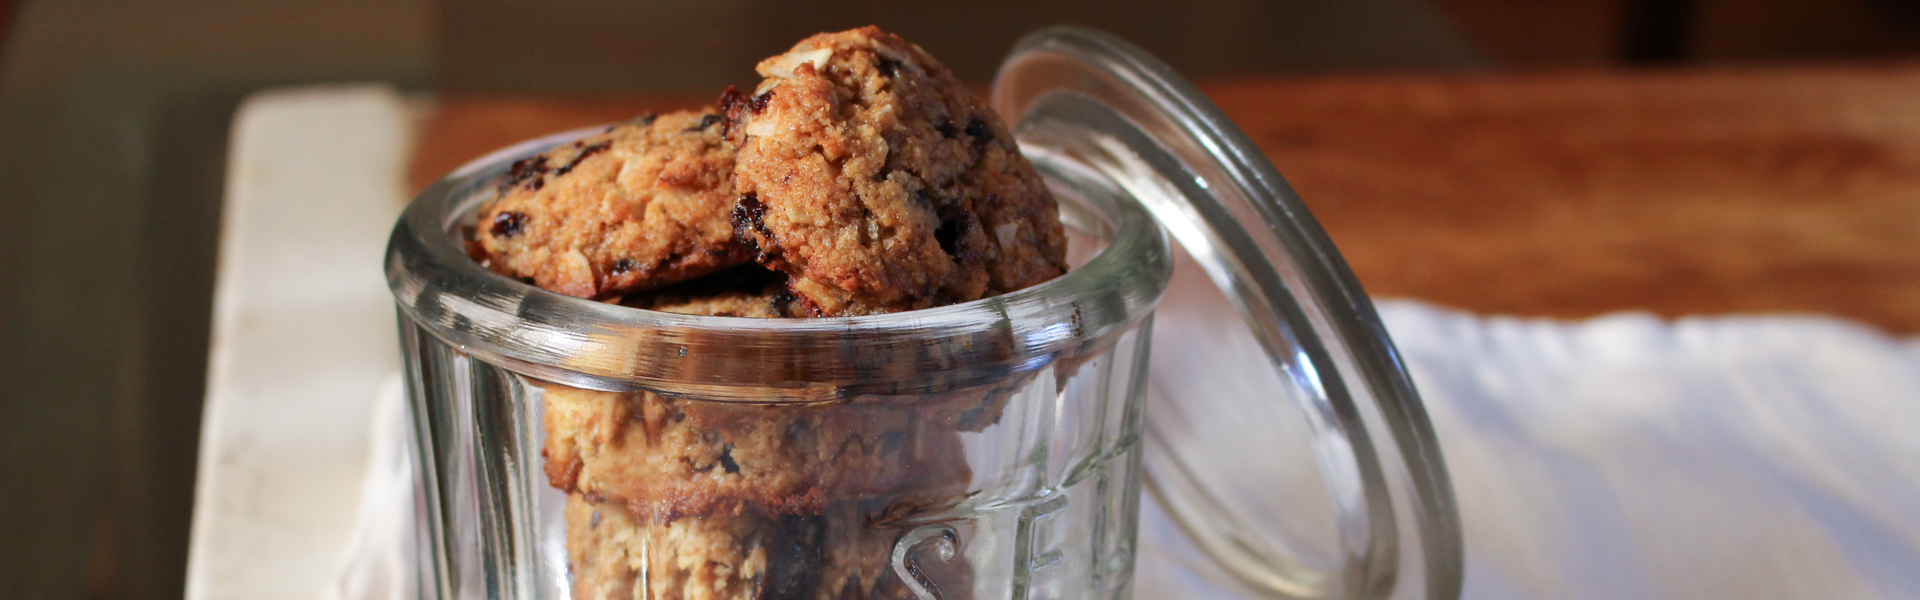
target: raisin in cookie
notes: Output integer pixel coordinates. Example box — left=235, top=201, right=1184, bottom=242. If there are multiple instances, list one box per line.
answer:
left=475, top=110, right=750, bottom=299
left=723, top=27, right=1069, bottom=316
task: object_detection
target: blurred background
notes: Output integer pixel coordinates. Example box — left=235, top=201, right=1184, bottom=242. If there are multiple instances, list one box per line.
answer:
left=1, top=0, right=1917, bottom=598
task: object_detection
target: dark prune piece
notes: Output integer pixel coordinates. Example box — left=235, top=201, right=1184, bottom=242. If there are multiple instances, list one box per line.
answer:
left=730, top=194, right=782, bottom=262
left=504, top=156, right=549, bottom=190
left=965, top=116, right=993, bottom=143
left=934, top=208, right=969, bottom=257
left=688, top=114, right=723, bottom=131
left=553, top=141, right=611, bottom=177
left=730, top=193, right=769, bottom=239
left=490, top=211, right=530, bottom=238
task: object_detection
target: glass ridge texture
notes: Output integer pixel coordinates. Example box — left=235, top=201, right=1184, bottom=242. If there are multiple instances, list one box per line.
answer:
left=386, top=26, right=1460, bottom=600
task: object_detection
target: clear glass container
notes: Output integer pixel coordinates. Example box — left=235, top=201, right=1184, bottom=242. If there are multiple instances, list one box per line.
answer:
left=387, top=27, right=1460, bottom=600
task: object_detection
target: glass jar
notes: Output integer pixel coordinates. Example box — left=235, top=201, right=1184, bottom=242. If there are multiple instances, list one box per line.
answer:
left=387, top=27, right=1460, bottom=600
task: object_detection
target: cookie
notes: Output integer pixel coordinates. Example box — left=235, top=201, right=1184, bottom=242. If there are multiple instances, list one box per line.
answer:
left=631, top=286, right=799, bottom=318
left=474, top=110, right=751, bottom=299
left=616, top=265, right=805, bottom=318
left=540, top=383, right=979, bottom=518
left=722, top=27, right=1069, bottom=316
left=565, top=495, right=931, bottom=600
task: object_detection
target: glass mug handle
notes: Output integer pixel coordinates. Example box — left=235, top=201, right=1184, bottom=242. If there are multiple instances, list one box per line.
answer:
left=991, top=27, right=1463, bottom=600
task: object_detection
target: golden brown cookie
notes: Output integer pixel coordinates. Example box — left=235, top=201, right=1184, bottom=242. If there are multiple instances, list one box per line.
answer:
left=615, top=265, right=805, bottom=318
left=723, top=27, right=1069, bottom=316
left=540, top=384, right=978, bottom=518
left=474, top=111, right=751, bottom=299
left=633, top=287, right=797, bottom=318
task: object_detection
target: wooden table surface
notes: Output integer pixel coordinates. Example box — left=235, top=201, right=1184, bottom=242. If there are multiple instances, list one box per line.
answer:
left=410, top=63, right=1920, bottom=334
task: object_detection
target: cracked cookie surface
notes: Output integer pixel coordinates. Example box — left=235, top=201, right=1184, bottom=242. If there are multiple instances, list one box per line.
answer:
left=723, top=27, right=1069, bottom=316
left=475, top=110, right=750, bottom=299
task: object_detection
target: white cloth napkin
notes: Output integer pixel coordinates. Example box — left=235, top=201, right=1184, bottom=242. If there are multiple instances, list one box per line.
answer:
left=1373, top=302, right=1920, bottom=600
left=330, top=301, right=1920, bottom=599
left=320, top=375, right=414, bottom=600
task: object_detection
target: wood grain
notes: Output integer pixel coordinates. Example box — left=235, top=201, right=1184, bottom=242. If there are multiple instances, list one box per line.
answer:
left=410, top=64, right=1920, bottom=332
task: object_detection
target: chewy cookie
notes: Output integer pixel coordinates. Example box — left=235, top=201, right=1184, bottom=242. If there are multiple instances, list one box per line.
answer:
left=565, top=493, right=760, bottom=600
left=723, top=27, right=1069, bottom=316
left=615, top=265, right=806, bottom=318
left=540, top=383, right=978, bottom=518
left=475, top=111, right=751, bottom=299
left=628, top=286, right=799, bottom=318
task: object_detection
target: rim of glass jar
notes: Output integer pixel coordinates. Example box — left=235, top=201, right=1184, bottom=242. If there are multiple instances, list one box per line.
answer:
left=385, top=127, right=1171, bottom=402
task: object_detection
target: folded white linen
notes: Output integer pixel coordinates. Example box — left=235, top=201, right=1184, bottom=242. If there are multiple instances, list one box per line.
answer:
left=1365, top=301, right=1920, bottom=600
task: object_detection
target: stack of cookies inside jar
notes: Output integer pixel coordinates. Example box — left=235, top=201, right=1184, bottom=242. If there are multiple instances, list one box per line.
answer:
left=468, top=27, right=1070, bottom=600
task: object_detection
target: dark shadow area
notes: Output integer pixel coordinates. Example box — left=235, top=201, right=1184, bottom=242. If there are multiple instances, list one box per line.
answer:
left=0, top=3, right=430, bottom=598
left=438, top=0, right=1484, bottom=94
